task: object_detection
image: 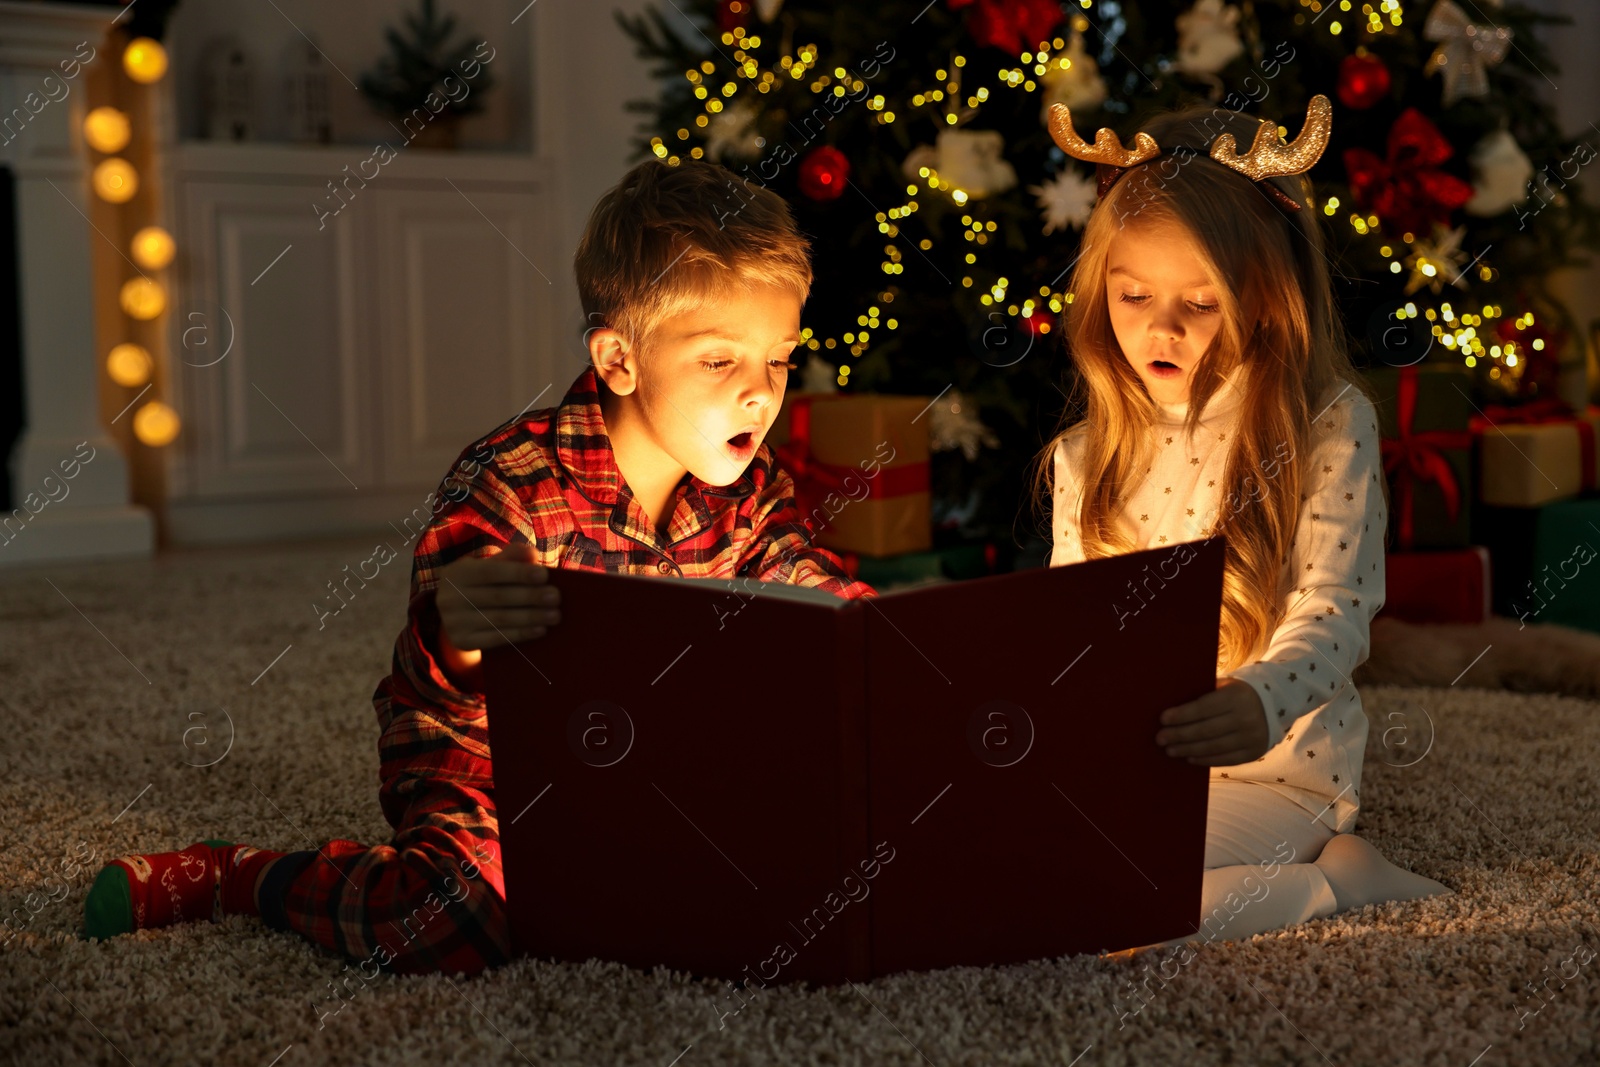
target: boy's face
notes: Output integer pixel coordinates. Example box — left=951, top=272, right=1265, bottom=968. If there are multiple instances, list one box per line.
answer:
left=1105, top=221, right=1225, bottom=408
left=631, top=284, right=802, bottom=487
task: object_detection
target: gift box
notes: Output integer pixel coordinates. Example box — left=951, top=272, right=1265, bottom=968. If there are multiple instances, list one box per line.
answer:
left=1474, top=499, right=1600, bottom=633
left=1471, top=399, right=1600, bottom=507
left=1366, top=364, right=1474, bottom=549
left=768, top=392, right=932, bottom=558
left=1381, top=546, right=1491, bottom=624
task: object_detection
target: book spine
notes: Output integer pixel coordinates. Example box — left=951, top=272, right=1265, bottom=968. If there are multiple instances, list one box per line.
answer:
left=836, top=603, right=873, bottom=982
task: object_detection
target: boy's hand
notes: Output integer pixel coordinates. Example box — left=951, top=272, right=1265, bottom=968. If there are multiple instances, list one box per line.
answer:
left=1155, top=678, right=1269, bottom=766
left=434, top=542, right=561, bottom=653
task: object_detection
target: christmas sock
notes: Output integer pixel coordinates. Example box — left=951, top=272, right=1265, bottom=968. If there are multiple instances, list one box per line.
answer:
left=83, top=840, right=287, bottom=940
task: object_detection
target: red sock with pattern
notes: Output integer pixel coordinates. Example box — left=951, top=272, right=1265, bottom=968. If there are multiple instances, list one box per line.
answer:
left=84, top=840, right=288, bottom=938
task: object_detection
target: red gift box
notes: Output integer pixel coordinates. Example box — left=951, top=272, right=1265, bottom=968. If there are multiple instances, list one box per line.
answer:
left=1381, top=546, right=1492, bottom=624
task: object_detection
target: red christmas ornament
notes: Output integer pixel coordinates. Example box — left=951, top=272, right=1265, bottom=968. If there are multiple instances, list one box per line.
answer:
left=1495, top=313, right=1566, bottom=399
left=797, top=145, right=850, bottom=201
left=716, top=0, right=748, bottom=32
left=1337, top=52, right=1391, bottom=110
left=1343, top=108, right=1473, bottom=237
left=948, top=0, right=1064, bottom=56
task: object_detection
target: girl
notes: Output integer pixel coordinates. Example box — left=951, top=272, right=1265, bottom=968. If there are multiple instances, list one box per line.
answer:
left=1039, top=96, right=1450, bottom=949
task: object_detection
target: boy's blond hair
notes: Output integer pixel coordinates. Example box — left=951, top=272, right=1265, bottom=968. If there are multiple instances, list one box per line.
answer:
left=574, top=159, right=813, bottom=355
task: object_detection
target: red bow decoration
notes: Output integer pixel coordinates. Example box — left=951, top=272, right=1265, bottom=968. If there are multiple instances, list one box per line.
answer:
left=774, top=397, right=930, bottom=534
left=1379, top=365, right=1473, bottom=549
left=948, top=0, right=1064, bottom=56
left=1343, top=108, right=1473, bottom=238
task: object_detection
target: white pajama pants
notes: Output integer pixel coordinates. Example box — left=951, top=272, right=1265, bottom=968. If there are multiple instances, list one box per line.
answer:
left=1195, top=779, right=1341, bottom=941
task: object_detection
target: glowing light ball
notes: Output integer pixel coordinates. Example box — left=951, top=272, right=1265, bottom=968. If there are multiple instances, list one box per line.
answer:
left=123, top=38, right=168, bottom=84
left=133, top=401, right=181, bottom=446
left=119, top=277, right=166, bottom=320
left=93, top=158, right=139, bottom=203
left=84, top=107, right=131, bottom=153
left=131, top=226, right=175, bottom=270
left=106, top=343, right=153, bottom=386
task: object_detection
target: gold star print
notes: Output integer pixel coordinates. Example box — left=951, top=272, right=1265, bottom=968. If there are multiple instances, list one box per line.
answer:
left=1286, top=732, right=1294, bottom=740
left=1314, top=615, right=1323, bottom=622
left=1344, top=492, right=1354, bottom=501
left=1140, top=513, right=1149, bottom=521
left=1352, top=597, right=1361, bottom=607
left=1333, top=774, right=1340, bottom=783
left=1354, top=440, right=1361, bottom=448
left=1219, top=433, right=1227, bottom=441
left=1288, top=672, right=1298, bottom=681
left=1208, top=480, right=1215, bottom=487
left=1306, top=563, right=1314, bottom=571
left=1307, top=749, right=1316, bottom=758
left=1356, top=577, right=1363, bottom=585
left=1187, top=508, right=1195, bottom=516
left=1333, top=643, right=1339, bottom=651
left=1338, top=719, right=1343, bottom=727
left=1220, top=772, right=1229, bottom=778
left=1277, top=709, right=1286, bottom=718
left=1338, top=541, right=1348, bottom=551
left=1190, top=457, right=1200, bottom=465
left=1276, top=777, right=1286, bottom=783
left=1165, top=436, right=1173, bottom=445
left=1326, top=606, right=1335, bottom=615
left=1164, top=486, right=1172, bottom=494
left=1309, top=663, right=1316, bottom=672
left=1323, top=465, right=1333, bottom=474
left=1312, top=513, right=1321, bottom=521
left=1158, top=535, right=1168, bottom=543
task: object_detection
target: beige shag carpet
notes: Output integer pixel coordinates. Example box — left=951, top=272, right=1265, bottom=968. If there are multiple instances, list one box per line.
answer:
left=1, top=537, right=1597, bottom=1067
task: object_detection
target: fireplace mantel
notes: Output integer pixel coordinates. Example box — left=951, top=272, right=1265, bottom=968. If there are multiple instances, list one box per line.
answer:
left=0, top=0, right=154, bottom=565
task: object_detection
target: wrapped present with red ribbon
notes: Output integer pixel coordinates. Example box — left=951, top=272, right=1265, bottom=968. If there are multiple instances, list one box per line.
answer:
left=1366, top=364, right=1474, bottom=549
left=768, top=392, right=932, bottom=558
left=1468, top=397, right=1600, bottom=508
left=1381, top=546, right=1491, bottom=624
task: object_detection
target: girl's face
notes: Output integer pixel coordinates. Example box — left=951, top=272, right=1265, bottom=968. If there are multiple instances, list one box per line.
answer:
left=1105, top=221, right=1226, bottom=407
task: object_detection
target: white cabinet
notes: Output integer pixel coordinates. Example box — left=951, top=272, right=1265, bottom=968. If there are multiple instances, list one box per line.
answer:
left=163, top=144, right=558, bottom=544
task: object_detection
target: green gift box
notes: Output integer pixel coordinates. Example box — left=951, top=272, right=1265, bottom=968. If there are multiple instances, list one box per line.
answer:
left=1365, top=364, right=1475, bottom=549
left=1473, top=498, right=1600, bottom=633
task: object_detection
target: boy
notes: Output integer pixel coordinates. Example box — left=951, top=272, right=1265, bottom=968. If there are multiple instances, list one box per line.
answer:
left=83, top=159, right=874, bottom=976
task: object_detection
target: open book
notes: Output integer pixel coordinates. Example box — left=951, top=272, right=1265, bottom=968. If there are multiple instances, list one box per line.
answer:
left=484, top=536, right=1224, bottom=985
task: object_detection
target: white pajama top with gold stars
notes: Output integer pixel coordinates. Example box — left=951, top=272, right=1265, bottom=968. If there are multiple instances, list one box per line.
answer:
left=1049, top=371, right=1387, bottom=834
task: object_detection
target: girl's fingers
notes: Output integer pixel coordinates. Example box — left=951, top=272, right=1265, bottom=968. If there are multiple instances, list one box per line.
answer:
left=1165, top=731, right=1250, bottom=759
left=1156, top=714, right=1238, bottom=747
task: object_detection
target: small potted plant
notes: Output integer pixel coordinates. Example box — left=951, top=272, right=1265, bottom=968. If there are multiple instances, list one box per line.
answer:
left=358, top=0, right=494, bottom=149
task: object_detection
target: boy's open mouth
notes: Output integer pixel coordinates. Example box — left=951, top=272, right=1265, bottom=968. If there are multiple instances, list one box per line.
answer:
left=727, top=431, right=754, bottom=449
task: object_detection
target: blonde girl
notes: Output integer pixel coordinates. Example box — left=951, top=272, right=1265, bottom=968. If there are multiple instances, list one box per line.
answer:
left=1040, top=96, right=1449, bottom=948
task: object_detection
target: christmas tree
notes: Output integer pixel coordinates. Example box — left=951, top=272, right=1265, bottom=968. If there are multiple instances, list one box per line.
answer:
left=618, top=0, right=1600, bottom=543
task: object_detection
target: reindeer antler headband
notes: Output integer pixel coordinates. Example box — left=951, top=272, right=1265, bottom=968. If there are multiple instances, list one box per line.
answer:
left=1046, top=94, right=1334, bottom=213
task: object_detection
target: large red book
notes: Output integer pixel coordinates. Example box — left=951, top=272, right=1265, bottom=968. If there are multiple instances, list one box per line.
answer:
left=484, top=536, right=1224, bottom=986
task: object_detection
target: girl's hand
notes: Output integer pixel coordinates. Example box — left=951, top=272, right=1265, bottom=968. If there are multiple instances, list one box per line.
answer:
left=1155, top=678, right=1269, bottom=766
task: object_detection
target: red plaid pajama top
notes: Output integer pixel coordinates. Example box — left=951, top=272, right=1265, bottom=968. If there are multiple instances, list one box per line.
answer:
left=278, top=368, right=873, bottom=977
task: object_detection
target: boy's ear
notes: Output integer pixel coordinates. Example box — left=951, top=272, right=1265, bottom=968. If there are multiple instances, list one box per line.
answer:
left=587, top=328, right=638, bottom=396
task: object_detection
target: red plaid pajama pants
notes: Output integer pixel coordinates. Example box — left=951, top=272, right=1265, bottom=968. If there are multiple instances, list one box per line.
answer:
left=267, top=706, right=510, bottom=977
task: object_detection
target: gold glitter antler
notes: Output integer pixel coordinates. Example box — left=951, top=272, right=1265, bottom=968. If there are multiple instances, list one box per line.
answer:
left=1046, top=103, right=1160, bottom=168
left=1209, top=94, right=1333, bottom=182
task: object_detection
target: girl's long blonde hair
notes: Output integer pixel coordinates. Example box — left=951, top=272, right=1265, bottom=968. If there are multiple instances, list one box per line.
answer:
left=1035, top=104, right=1382, bottom=673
